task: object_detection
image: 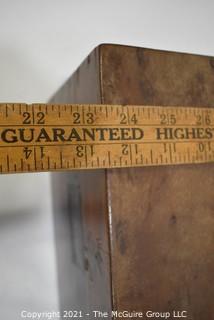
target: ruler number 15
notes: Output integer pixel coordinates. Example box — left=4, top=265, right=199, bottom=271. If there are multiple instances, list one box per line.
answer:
left=23, top=112, right=45, bottom=124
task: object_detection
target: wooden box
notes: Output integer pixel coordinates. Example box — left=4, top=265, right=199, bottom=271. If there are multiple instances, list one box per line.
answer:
left=50, top=44, right=214, bottom=319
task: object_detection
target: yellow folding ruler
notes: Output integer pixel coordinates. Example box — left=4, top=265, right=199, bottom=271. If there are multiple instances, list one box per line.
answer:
left=0, top=103, right=213, bottom=174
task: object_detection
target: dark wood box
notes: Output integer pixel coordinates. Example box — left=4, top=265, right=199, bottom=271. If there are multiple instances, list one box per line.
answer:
left=50, top=44, right=214, bottom=319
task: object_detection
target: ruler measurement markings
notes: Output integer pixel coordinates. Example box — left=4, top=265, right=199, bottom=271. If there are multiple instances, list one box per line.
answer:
left=58, top=105, right=61, bottom=118
left=0, top=104, right=213, bottom=173
left=97, top=156, right=100, bottom=167
left=1, top=122, right=213, bottom=127
left=1, top=140, right=214, bottom=155
left=94, top=105, right=97, bottom=115
left=108, top=151, right=111, bottom=166
left=150, top=149, right=154, bottom=164
left=140, top=154, right=143, bottom=164
left=48, top=156, right=50, bottom=170
left=119, top=157, right=122, bottom=166
left=5, top=104, right=8, bottom=118
left=32, top=104, right=35, bottom=124
left=84, top=146, right=88, bottom=168
left=169, top=143, right=173, bottom=163
left=129, top=144, right=133, bottom=165
left=6, top=155, right=10, bottom=172
left=126, top=106, right=130, bottom=124
left=34, top=147, right=37, bottom=170
left=60, top=150, right=63, bottom=169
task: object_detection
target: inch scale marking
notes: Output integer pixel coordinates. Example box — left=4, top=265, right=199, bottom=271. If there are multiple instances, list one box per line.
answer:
left=0, top=103, right=213, bottom=174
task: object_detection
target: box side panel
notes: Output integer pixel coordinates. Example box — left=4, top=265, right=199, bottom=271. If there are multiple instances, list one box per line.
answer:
left=100, top=44, right=214, bottom=319
left=50, top=47, right=112, bottom=317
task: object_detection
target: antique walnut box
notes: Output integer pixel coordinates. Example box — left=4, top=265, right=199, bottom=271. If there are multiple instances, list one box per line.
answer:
left=50, top=44, right=214, bottom=319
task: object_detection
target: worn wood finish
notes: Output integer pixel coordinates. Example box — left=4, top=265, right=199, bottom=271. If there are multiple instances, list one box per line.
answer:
left=50, top=47, right=112, bottom=315
left=50, top=44, right=214, bottom=319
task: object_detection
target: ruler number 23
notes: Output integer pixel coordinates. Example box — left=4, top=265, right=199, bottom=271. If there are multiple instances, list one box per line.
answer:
left=23, top=112, right=45, bottom=124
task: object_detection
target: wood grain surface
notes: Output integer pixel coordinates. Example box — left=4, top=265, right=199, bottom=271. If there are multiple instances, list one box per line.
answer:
left=50, top=44, right=214, bottom=319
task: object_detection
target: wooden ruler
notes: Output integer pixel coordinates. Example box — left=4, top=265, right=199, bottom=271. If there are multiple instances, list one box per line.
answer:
left=0, top=103, right=213, bottom=174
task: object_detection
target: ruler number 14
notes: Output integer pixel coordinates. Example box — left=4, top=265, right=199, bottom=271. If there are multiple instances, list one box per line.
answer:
left=23, top=147, right=45, bottom=159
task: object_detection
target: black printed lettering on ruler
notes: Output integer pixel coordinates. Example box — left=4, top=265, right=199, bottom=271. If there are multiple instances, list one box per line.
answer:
left=23, top=112, right=31, bottom=124
left=37, top=112, right=45, bottom=124
left=23, top=110, right=45, bottom=125
left=73, top=112, right=81, bottom=124
left=198, top=141, right=212, bottom=153
left=24, top=147, right=32, bottom=159
left=122, top=144, right=129, bottom=155
left=160, top=113, right=176, bottom=125
left=76, top=145, right=84, bottom=157
left=86, top=112, right=94, bottom=124
left=120, top=112, right=128, bottom=124
left=130, top=113, right=138, bottom=124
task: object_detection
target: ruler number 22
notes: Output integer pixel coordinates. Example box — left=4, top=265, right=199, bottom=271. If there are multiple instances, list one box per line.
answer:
left=23, top=112, right=45, bottom=124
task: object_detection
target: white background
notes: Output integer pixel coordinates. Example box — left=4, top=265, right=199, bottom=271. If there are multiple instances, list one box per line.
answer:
left=0, top=1, right=214, bottom=319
